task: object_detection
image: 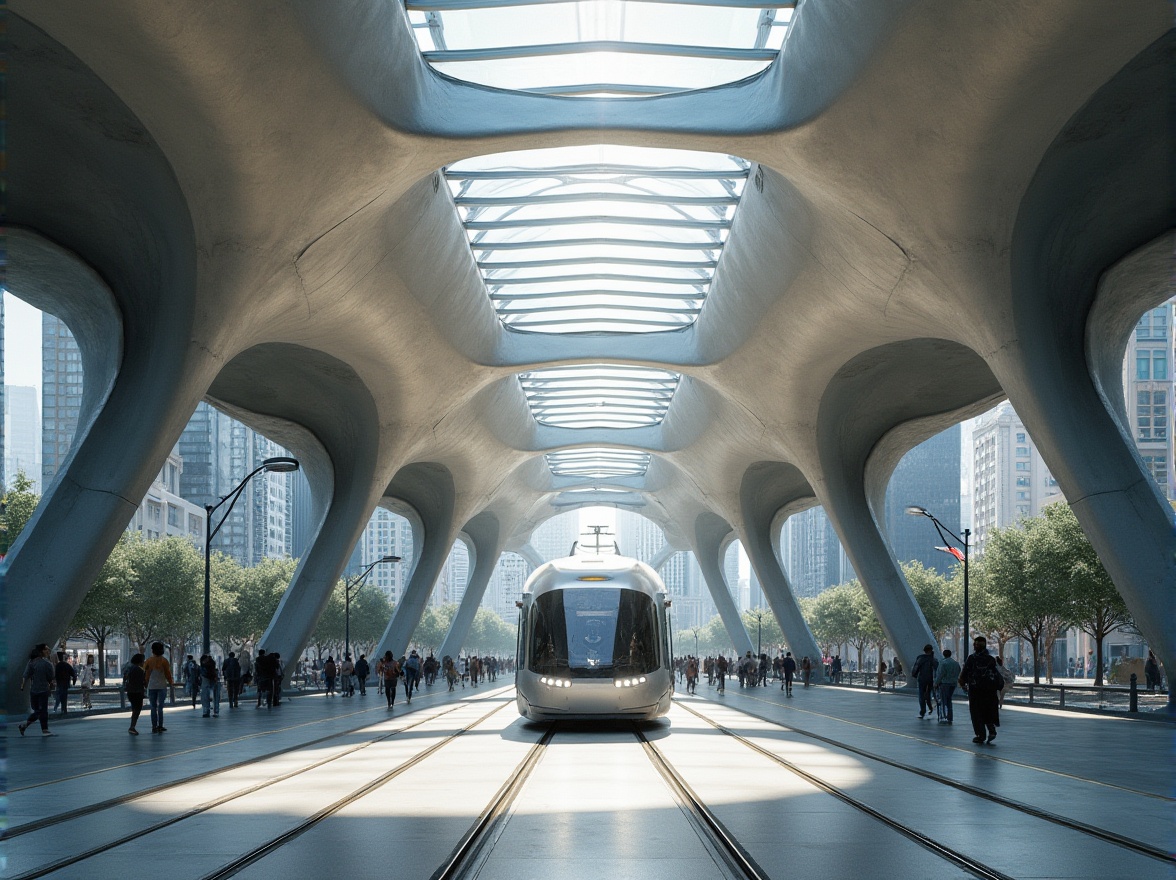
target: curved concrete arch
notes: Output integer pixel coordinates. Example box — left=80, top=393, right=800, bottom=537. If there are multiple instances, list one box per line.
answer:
left=376, top=462, right=460, bottom=659
left=995, top=32, right=1176, bottom=694
left=816, top=339, right=1003, bottom=673
left=738, top=461, right=825, bottom=674
left=5, top=16, right=213, bottom=711
left=204, top=343, right=384, bottom=676
left=691, top=512, right=754, bottom=657
left=438, top=512, right=505, bottom=660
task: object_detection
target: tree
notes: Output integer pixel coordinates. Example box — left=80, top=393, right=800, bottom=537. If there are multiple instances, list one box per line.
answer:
left=1037, top=503, right=1131, bottom=686
left=902, top=560, right=961, bottom=647
left=69, top=533, right=134, bottom=683
left=411, top=603, right=458, bottom=654
left=742, top=608, right=783, bottom=655
left=466, top=607, right=516, bottom=656
left=123, top=536, right=203, bottom=661
left=311, top=581, right=347, bottom=659
left=976, top=520, right=1068, bottom=683
left=348, top=584, right=394, bottom=658
left=1, top=470, right=40, bottom=556
left=805, top=583, right=860, bottom=658
left=853, top=585, right=887, bottom=662
left=217, top=556, right=296, bottom=653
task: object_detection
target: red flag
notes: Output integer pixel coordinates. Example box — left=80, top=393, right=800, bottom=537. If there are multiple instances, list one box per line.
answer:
left=935, top=545, right=965, bottom=562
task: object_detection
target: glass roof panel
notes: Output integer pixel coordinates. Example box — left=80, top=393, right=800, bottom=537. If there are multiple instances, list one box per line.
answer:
left=447, top=144, right=749, bottom=334
left=545, top=447, right=652, bottom=478
left=406, top=1, right=796, bottom=97
left=521, top=364, right=680, bottom=428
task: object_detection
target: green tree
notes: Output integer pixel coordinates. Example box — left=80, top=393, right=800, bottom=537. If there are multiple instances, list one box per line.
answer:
left=1, top=470, right=40, bottom=555
left=976, top=520, right=1068, bottom=683
left=1036, top=503, right=1131, bottom=686
left=853, top=585, right=887, bottom=661
left=411, top=603, right=458, bottom=653
left=742, top=608, right=783, bottom=655
left=70, top=533, right=135, bottom=684
left=349, top=584, right=394, bottom=657
left=123, top=536, right=203, bottom=661
left=807, top=582, right=861, bottom=660
left=311, top=580, right=347, bottom=659
left=466, top=607, right=516, bottom=656
left=902, top=560, right=961, bottom=647
left=217, top=556, right=297, bottom=652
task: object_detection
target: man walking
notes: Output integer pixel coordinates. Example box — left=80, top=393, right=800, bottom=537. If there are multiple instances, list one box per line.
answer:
left=780, top=651, right=797, bottom=697
left=199, top=653, right=221, bottom=717
left=912, top=644, right=938, bottom=719
left=961, top=636, right=1003, bottom=744
left=934, top=648, right=961, bottom=725
left=403, top=650, right=422, bottom=702
left=19, top=644, right=57, bottom=736
left=223, top=651, right=242, bottom=708
left=355, top=654, right=370, bottom=695
left=53, top=651, right=76, bottom=714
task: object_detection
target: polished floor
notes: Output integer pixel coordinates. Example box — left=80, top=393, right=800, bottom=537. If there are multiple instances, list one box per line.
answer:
left=5, top=679, right=1172, bottom=880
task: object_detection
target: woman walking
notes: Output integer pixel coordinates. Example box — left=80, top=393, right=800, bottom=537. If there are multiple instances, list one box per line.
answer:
left=380, top=651, right=400, bottom=708
left=323, top=656, right=337, bottom=696
left=143, top=642, right=175, bottom=734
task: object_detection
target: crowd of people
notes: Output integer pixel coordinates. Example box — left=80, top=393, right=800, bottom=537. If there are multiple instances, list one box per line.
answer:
left=18, top=641, right=514, bottom=737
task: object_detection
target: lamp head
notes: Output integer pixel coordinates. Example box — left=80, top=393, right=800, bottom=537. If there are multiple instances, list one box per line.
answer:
left=905, top=505, right=930, bottom=517
left=379, top=555, right=402, bottom=564
left=262, top=456, right=300, bottom=473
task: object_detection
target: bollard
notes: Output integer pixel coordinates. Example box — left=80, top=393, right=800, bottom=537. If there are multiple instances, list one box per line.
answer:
left=1129, top=673, right=1138, bottom=712
left=1058, top=687, right=1065, bottom=709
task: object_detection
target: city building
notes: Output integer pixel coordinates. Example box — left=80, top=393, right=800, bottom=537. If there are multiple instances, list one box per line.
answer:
left=41, top=313, right=83, bottom=491
left=484, top=551, right=530, bottom=623
left=530, top=511, right=580, bottom=562
left=883, top=424, right=963, bottom=575
left=178, top=401, right=293, bottom=566
left=778, top=507, right=855, bottom=598
left=5, top=385, right=41, bottom=492
left=1123, top=299, right=1174, bottom=501
left=126, top=444, right=205, bottom=545
left=356, top=506, right=415, bottom=604
left=433, top=540, right=470, bottom=606
left=971, top=403, right=1064, bottom=556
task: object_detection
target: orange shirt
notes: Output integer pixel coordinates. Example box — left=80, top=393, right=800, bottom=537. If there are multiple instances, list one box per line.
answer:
left=143, top=655, right=174, bottom=689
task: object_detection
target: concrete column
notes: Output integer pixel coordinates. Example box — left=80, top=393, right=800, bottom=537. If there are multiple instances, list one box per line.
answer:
left=648, top=543, right=676, bottom=572
left=376, top=464, right=459, bottom=659
left=4, top=233, right=214, bottom=716
left=691, top=512, right=754, bottom=657
left=438, top=512, right=505, bottom=660
left=517, top=542, right=546, bottom=570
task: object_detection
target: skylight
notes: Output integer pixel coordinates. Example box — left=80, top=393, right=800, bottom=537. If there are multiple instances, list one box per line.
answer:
left=406, top=0, right=796, bottom=98
left=447, top=145, right=749, bottom=334
left=546, top=447, right=652, bottom=478
left=520, top=364, right=680, bottom=428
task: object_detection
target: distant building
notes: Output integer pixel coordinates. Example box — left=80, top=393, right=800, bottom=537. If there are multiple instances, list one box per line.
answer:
left=5, top=385, right=41, bottom=492
left=884, top=424, right=962, bottom=575
left=531, top=511, right=580, bottom=562
left=127, top=444, right=205, bottom=545
left=41, top=313, right=83, bottom=490
left=178, top=402, right=293, bottom=566
left=485, top=551, right=530, bottom=622
left=779, top=507, right=854, bottom=598
left=1123, top=299, right=1173, bottom=500
left=356, top=506, right=415, bottom=604
left=434, top=540, right=470, bottom=606
left=971, top=403, right=1063, bottom=556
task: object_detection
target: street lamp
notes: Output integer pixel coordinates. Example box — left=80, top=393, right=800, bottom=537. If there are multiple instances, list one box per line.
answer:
left=204, top=456, right=300, bottom=655
left=751, top=609, right=765, bottom=656
left=344, top=555, right=401, bottom=661
left=691, top=626, right=701, bottom=657
left=906, top=505, right=970, bottom=655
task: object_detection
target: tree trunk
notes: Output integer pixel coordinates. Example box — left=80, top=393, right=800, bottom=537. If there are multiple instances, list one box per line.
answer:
left=97, top=635, right=106, bottom=686
left=1094, top=634, right=1105, bottom=687
left=1030, top=636, right=1041, bottom=685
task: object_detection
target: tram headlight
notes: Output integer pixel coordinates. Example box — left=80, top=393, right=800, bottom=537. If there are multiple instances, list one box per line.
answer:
left=614, top=681, right=623, bottom=688
left=639, top=677, right=647, bottom=684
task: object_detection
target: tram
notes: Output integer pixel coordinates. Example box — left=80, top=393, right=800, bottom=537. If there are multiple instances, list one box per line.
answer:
left=515, top=535, right=674, bottom=721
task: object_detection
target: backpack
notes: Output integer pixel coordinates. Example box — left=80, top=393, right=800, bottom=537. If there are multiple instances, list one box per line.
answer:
left=970, top=657, right=1004, bottom=693
left=407, top=655, right=421, bottom=673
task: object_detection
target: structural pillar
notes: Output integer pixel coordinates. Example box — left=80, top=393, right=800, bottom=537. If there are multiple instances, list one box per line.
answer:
left=691, top=512, right=755, bottom=658
left=438, top=512, right=505, bottom=660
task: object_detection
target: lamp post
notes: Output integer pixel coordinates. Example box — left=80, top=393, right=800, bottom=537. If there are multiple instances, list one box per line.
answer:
left=905, top=505, right=970, bottom=655
left=344, top=555, right=401, bottom=661
left=752, top=609, right=765, bottom=656
left=691, top=626, right=701, bottom=658
left=204, top=456, right=300, bottom=656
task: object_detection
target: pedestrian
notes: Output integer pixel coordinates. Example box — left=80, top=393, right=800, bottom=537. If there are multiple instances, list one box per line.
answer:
left=934, top=648, right=961, bottom=725
left=960, top=636, right=1003, bottom=745
left=404, top=650, right=422, bottom=702
left=79, top=654, right=96, bottom=710
left=355, top=654, right=370, bottom=695
left=19, top=644, right=57, bottom=736
left=444, top=656, right=459, bottom=691
left=340, top=654, right=355, bottom=697
left=53, top=651, right=76, bottom=714
left=685, top=656, right=699, bottom=694
left=1144, top=650, right=1162, bottom=692
left=715, top=654, right=728, bottom=693
left=255, top=649, right=274, bottom=708
left=831, top=655, right=843, bottom=685
left=912, top=644, right=938, bottom=719
left=183, top=654, right=200, bottom=708
left=199, top=653, right=221, bottom=717
left=125, top=653, right=146, bottom=734
left=324, top=656, right=337, bottom=695
left=758, top=653, right=769, bottom=687
left=271, top=652, right=284, bottom=706
left=801, top=655, right=813, bottom=688
left=780, top=651, right=797, bottom=696
left=223, top=651, right=242, bottom=708
left=311, top=656, right=322, bottom=690
left=381, top=650, right=400, bottom=708
left=143, top=641, right=175, bottom=734
left=877, top=657, right=887, bottom=692
left=996, top=656, right=1012, bottom=707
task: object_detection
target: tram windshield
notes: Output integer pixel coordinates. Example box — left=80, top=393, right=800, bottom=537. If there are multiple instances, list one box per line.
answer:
left=529, top=588, right=659, bottom=678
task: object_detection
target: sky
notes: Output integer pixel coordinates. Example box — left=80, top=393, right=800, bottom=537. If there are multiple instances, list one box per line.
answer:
left=4, top=291, right=43, bottom=393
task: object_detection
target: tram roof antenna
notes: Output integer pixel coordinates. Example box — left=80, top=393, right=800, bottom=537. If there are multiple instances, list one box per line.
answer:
left=570, top=524, right=621, bottom=557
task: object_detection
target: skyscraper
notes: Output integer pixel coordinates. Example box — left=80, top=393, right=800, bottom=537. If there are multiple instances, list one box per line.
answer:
left=614, top=508, right=665, bottom=562
left=884, top=424, right=962, bottom=575
left=485, top=551, right=530, bottom=622
left=1123, top=299, right=1173, bottom=500
left=530, top=511, right=580, bottom=561
left=778, top=506, right=854, bottom=598
left=178, top=402, right=293, bottom=566
left=356, top=506, right=415, bottom=604
left=41, top=313, right=83, bottom=490
left=5, top=385, right=41, bottom=492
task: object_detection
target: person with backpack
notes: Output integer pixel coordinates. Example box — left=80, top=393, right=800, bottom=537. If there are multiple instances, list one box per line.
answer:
left=199, top=653, right=220, bottom=717
left=911, top=644, right=939, bottom=719
left=685, top=656, right=699, bottom=695
left=403, top=650, right=422, bottom=702
left=380, top=651, right=400, bottom=708
left=124, top=653, right=146, bottom=735
left=780, top=652, right=797, bottom=697
left=19, top=644, right=57, bottom=736
left=960, top=636, right=1004, bottom=744
left=340, top=654, right=355, bottom=697
left=323, top=656, right=337, bottom=696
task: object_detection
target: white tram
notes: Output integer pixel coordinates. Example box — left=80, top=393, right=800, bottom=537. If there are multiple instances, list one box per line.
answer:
left=515, top=550, right=674, bottom=721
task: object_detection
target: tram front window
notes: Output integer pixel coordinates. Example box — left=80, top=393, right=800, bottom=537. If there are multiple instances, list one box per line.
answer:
left=529, top=589, right=659, bottom=678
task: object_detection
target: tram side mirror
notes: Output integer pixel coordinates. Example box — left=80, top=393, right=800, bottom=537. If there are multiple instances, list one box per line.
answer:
left=515, top=601, right=524, bottom=608
left=664, top=600, right=672, bottom=608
